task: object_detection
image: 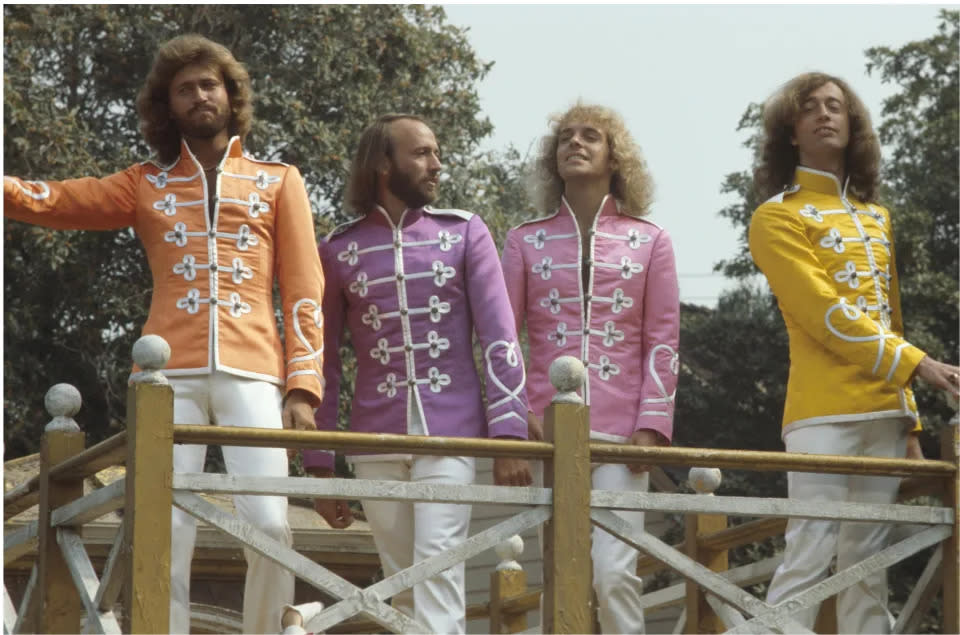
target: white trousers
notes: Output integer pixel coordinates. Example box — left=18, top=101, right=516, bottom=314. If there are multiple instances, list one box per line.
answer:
left=352, top=456, right=476, bottom=635
left=169, top=373, right=295, bottom=635
left=766, top=419, right=908, bottom=634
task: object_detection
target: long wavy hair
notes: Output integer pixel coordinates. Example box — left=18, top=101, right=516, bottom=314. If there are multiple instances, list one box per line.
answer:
left=754, top=72, right=880, bottom=202
left=528, top=102, right=654, bottom=216
left=136, top=34, right=253, bottom=165
left=345, top=113, right=431, bottom=216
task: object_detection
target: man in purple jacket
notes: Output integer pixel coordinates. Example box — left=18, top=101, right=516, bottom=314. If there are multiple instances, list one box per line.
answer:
left=302, top=114, right=532, bottom=633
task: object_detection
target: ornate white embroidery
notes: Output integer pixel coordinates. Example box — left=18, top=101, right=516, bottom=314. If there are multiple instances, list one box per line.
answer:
left=820, top=228, right=846, bottom=253
left=834, top=261, right=861, bottom=289
left=173, top=254, right=198, bottom=281
left=362, top=304, right=382, bottom=330
left=377, top=373, right=399, bottom=398
left=231, top=257, right=253, bottom=284
left=154, top=193, right=178, bottom=216
left=338, top=241, right=361, bottom=266
left=426, top=367, right=452, bottom=393
left=484, top=340, right=526, bottom=415
left=437, top=230, right=462, bottom=251
left=255, top=170, right=281, bottom=190
left=7, top=178, right=51, bottom=200
left=617, top=256, right=643, bottom=279
left=247, top=192, right=270, bottom=218
left=611, top=288, right=633, bottom=313
left=427, top=296, right=451, bottom=323
left=548, top=322, right=570, bottom=347
left=533, top=256, right=554, bottom=280
left=146, top=172, right=169, bottom=189
left=600, top=321, right=625, bottom=347
left=824, top=298, right=900, bottom=378
left=430, top=260, right=456, bottom=286
left=641, top=343, right=679, bottom=406
left=349, top=272, right=369, bottom=297
left=228, top=292, right=252, bottom=318
left=165, top=222, right=190, bottom=247
left=523, top=228, right=576, bottom=250
left=426, top=331, right=450, bottom=358
left=627, top=229, right=652, bottom=249
left=176, top=289, right=203, bottom=314
left=541, top=289, right=562, bottom=314
left=589, top=355, right=620, bottom=381
left=235, top=225, right=259, bottom=250
left=287, top=298, right=324, bottom=364
left=371, top=338, right=392, bottom=365
left=799, top=204, right=823, bottom=222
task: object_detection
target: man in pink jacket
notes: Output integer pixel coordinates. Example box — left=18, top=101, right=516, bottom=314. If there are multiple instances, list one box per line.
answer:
left=502, top=103, right=680, bottom=633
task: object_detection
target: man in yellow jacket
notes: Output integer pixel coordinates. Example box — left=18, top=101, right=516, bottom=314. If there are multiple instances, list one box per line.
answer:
left=4, top=35, right=324, bottom=634
left=748, top=72, right=959, bottom=633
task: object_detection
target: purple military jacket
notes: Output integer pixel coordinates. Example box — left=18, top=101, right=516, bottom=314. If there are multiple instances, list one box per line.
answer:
left=303, top=205, right=529, bottom=471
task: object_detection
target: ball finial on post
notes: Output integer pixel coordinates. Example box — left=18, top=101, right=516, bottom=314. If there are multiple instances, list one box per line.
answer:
left=495, top=534, right=525, bottom=571
left=130, top=335, right=171, bottom=385
left=44, top=383, right=82, bottom=432
left=688, top=467, right=722, bottom=495
left=549, top=356, right=585, bottom=404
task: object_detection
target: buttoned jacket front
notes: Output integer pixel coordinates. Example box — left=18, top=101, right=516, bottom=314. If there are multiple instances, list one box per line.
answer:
left=749, top=167, right=924, bottom=435
left=4, top=137, right=325, bottom=404
left=502, top=195, right=680, bottom=443
left=303, top=206, right=528, bottom=471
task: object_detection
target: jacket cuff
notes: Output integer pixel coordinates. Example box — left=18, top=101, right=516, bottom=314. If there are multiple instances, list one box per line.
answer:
left=634, top=415, right=673, bottom=444
left=892, top=346, right=927, bottom=388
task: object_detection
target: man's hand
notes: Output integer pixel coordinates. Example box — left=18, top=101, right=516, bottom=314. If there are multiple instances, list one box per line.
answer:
left=527, top=412, right=544, bottom=441
left=627, top=429, right=663, bottom=474
left=906, top=432, right=925, bottom=461
left=282, top=389, right=316, bottom=459
left=494, top=457, right=533, bottom=486
left=914, top=356, right=960, bottom=398
left=307, top=468, right=354, bottom=529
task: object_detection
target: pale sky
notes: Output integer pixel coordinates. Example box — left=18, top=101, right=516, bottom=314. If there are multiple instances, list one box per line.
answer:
left=442, top=3, right=952, bottom=305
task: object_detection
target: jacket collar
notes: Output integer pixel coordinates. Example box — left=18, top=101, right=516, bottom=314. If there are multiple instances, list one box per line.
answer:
left=793, top=166, right=849, bottom=198
left=559, top=193, right=622, bottom=220
left=179, top=135, right=244, bottom=170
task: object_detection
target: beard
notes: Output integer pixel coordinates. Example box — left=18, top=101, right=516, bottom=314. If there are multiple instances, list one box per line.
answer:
left=387, top=166, right=436, bottom=209
left=173, top=105, right=230, bottom=140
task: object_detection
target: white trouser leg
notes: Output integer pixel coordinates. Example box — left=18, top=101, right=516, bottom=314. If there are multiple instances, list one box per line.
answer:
left=169, top=376, right=210, bottom=635
left=352, top=460, right=416, bottom=620
left=835, top=421, right=906, bottom=635
left=591, top=463, right=648, bottom=634
left=411, top=456, right=475, bottom=635
left=211, top=373, right=294, bottom=635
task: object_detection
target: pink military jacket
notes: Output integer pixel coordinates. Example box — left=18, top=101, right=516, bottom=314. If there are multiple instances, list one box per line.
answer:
left=502, top=195, right=680, bottom=443
left=303, top=205, right=528, bottom=471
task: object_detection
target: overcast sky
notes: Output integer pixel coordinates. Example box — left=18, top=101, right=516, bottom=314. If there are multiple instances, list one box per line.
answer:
left=441, top=3, right=951, bottom=306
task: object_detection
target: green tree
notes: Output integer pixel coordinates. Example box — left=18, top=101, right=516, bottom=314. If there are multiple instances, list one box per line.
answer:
left=2, top=5, right=519, bottom=458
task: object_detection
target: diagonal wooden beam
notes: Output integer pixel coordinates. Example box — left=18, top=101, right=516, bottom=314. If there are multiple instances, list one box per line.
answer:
left=308, top=506, right=551, bottom=632
left=95, top=521, right=128, bottom=613
left=12, top=565, right=37, bottom=634
left=50, top=479, right=125, bottom=528
left=4, top=583, right=17, bottom=635
left=4, top=521, right=39, bottom=566
left=892, top=545, right=942, bottom=634
left=173, top=490, right=423, bottom=633
left=56, top=529, right=122, bottom=634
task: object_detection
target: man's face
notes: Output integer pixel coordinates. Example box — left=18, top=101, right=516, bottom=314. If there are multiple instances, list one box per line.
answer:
left=556, top=120, right=613, bottom=183
left=384, top=119, right=443, bottom=209
left=791, top=81, right=850, bottom=165
left=168, top=63, right=230, bottom=139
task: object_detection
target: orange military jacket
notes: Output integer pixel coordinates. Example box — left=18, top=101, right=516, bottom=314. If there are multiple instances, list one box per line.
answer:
left=4, top=136, right=325, bottom=405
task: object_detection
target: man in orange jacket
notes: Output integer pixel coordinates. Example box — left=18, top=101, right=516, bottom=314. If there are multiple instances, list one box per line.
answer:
left=4, top=35, right=324, bottom=634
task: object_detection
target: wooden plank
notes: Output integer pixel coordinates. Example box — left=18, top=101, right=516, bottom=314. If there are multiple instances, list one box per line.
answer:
left=4, top=583, right=17, bottom=635
left=3, top=482, right=40, bottom=521
left=941, top=423, right=959, bottom=635
left=55, top=528, right=122, bottom=634
left=49, top=479, right=125, bottom=528
left=635, top=555, right=783, bottom=612
left=685, top=512, right=728, bottom=634
left=36, top=421, right=86, bottom=633
left=310, top=507, right=551, bottom=632
left=590, top=509, right=811, bottom=634
left=893, top=545, right=942, bottom=634
left=188, top=603, right=243, bottom=634
left=173, top=472, right=552, bottom=506
left=4, top=521, right=39, bottom=565
left=704, top=593, right=745, bottom=629
left=48, top=432, right=127, bottom=482
left=122, top=381, right=173, bottom=634
left=671, top=607, right=686, bottom=635
left=727, top=525, right=951, bottom=634
left=543, top=400, right=593, bottom=635
left=698, top=517, right=786, bottom=552
left=95, top=522, right=127, bottom=612
left=172, top=490, right=423, bottom=633
left=13, top=565, right=37, bottom=635
left=589, top=489, right=953, bottom=525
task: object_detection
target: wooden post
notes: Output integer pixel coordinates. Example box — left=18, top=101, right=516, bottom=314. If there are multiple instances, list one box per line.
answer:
left=122, top=335, right=174, bottom=633
left=35, top=383, right=86, bottom=633
left=942, top=419, right=959, bottom=635
left=542, top=356, right=593, bottom=634
left=684, top=467, right=728, bottom=634
left=490, top=535, right=528, bottom=633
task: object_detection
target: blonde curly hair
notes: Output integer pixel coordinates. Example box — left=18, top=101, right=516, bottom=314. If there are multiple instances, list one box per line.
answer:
left=528, top=102, right=654, bottom=216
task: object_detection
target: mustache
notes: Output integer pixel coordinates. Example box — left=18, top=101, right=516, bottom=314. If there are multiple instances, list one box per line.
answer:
left=189, top=104, right=218, bottom=116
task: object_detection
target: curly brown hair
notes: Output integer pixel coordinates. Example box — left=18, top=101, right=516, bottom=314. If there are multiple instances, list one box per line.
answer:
left=136, top=34, right=253, bottom=165
left=344, top=113, right=431, bottom=216
left=528, top=102, right=654, bottom=216
left=755, top=72, right=881, bottom=202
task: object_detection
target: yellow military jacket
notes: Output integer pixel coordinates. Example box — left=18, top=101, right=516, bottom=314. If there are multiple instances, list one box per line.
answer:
left=749, top=167, right=924, bottom=435
left=4, top=137, right=325, bottom=405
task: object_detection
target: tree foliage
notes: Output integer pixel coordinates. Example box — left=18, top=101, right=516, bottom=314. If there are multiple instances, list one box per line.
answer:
left=3, top=5, right=523, bottom=458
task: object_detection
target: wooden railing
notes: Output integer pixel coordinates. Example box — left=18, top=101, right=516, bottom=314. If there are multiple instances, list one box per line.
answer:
left=3, top=337, right=957, bottom=634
